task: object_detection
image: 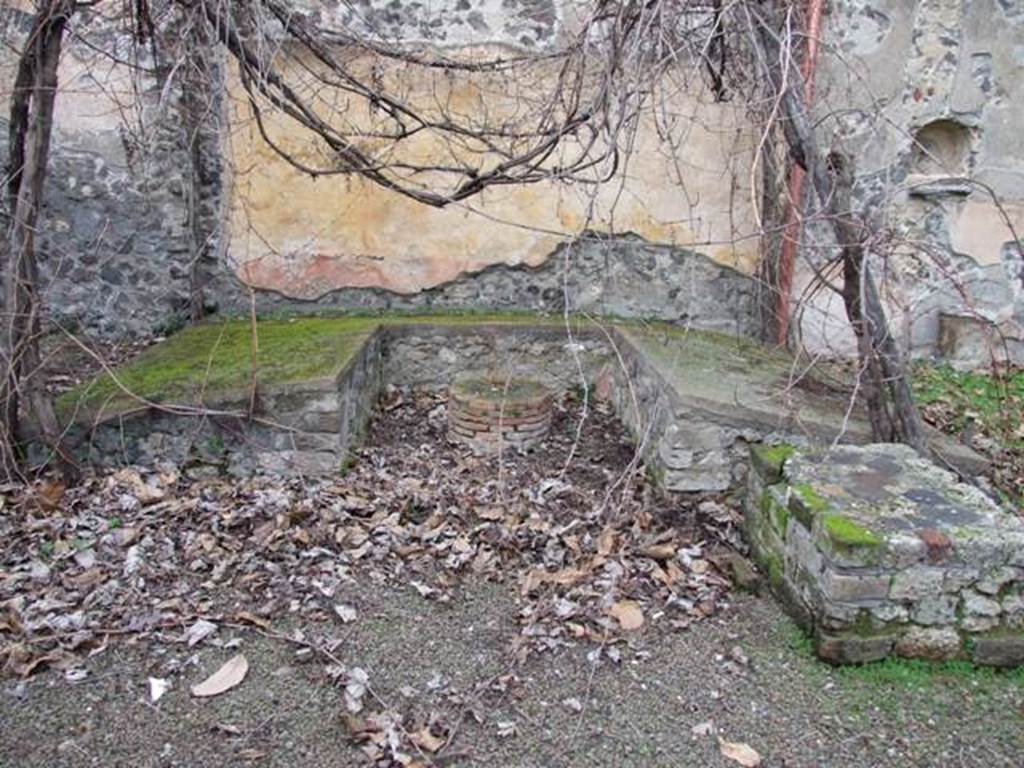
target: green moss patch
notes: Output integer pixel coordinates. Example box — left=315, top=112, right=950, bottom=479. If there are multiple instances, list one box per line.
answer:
left=788, top=482, right=832, bottom=528
left=838, top=657, right=1024, bottom=688
left=56, top=316, right=379, bottom=421
left=823, top=514, right=882, bottom=548
left=751, top=443, right=797, bottom=483
left=57, top=312, right=778, bottom=428
left=760, top=488, right=791, bottom=537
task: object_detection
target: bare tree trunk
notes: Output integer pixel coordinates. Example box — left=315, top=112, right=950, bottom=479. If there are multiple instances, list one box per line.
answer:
left=756, top=122, right=787, bottom=344
left=755, top=10, right=927, bottom=453
left=1, top=0, right=78, bottom=482
left=178, top=8, right=219, bottom=323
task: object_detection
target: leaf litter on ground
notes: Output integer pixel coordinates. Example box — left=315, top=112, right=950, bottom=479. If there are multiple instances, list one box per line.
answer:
left=0, top=386, right=747, bottom=764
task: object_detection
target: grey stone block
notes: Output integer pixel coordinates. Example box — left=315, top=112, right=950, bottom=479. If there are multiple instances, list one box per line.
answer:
left=817, top=633, right=896, bottom=664
left=744, top=443, right=1024, bottom=665
left=890, top=567, right=946, bottom=600
left=895, top=627, right=963, bottom=661
left=819, top=569, right=890, bottom=602
left=962, top=591, right=1002, bottom=618
left=971, top=636, right=1024, bottom=667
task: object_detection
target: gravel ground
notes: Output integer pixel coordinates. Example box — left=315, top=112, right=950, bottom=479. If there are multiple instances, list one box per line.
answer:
left=3, top=389, right=1023, bottom=767
left=2, top=585, right=1022, bottom=768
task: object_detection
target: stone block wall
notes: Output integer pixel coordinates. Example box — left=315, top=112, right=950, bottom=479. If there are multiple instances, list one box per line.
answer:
left=207, top=238, right=763, bottom=343
left=380, top=323, right=613, bottom=392
left=61, top=321, right=787, bottom=490
left=604, top=331, right=815, bottom=493
left=66, top=330, right=386, bottom=478
left=745, top=442, right=1024, bottom=666
left=0, top=5, right=223, bottom=338
left=604, top=336, right=758, bottom=492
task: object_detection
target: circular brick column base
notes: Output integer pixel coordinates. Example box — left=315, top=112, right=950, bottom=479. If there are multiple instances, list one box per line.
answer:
left=447, top=377, right=553, bottom=455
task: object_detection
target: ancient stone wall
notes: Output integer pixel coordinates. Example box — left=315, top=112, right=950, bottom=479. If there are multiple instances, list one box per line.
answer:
left=746, top=442, right=1024, bottom=665
left=1, top=1, right=762, bottom=340
left=2, top=1, right=1023, bottom=362
left=0, top=4, right=200, bottom=336
left=797, top=0, right=1024, bottom=364
left=220, top=237, right=762, bottom=339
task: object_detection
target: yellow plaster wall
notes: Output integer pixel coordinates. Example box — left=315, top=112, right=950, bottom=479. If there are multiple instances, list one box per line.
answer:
left=224, top=55, right=762, bottom=299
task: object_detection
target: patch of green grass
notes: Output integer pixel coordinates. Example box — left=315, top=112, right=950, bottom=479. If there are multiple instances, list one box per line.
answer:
left=338, top=452, right=359, bottom=477
left=823, top=514, right=882, bottom=548
left=913, top=363, right=1024, bottom=506
left=784, top=621, right=815, bottom=656
left=913, top=364, right=1024, bottom=447
left=837, top=660, right=967, bottom=721
left=838, top=657, right=1024, bottom=689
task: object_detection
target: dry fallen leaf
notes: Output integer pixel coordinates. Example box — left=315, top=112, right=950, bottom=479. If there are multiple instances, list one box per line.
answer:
left=410, top=726, right=446, bottom=753
left=185, top=619, right=218, bottom=648
left=191, top=654, right=249, bottom=698
left=234, top=611, right=271, bottom=630
left=719, top=737, right=762, bottom=767
left=334, top=604, right=358, bottom=623
left=691, top=720, right=715, bottom=738
left=608, top=600, right=644, bottom=631
left=641, top=542, right=677, bottom=561
left=32, top=480, right=66, bottom=512
left=496, top=720, right=517, bottom=738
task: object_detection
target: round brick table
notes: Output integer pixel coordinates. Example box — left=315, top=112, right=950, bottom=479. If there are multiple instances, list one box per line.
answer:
left=447, top=377, right=553, bottom=455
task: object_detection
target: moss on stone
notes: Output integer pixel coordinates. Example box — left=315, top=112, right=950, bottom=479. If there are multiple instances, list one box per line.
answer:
left=751, top=443, right=797, bottom=483
left=760, top=489, right=790, bottom=538
left=788, top=482, right=832, bottom=528
left=50, top=311, right=844, bottom=477
left=56, top=316, right=379, bottom=422
left=765, top=552, right=785, bottom=588
left=792, top=483, right=830, bottom=512
left=823, top=515, right=882, bottom=548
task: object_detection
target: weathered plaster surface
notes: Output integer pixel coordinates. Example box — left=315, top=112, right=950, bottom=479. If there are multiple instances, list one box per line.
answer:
left=797, top=0, right=1024, bottom=362
left=293, top=0, right=562, bottom=48
left=1, top=0, right=1022, bottom=360
left=225, top=56, right=760, bottom=299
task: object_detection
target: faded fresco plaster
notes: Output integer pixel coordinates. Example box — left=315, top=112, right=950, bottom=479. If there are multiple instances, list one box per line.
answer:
left=223, top=54, right=761, bottom=299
